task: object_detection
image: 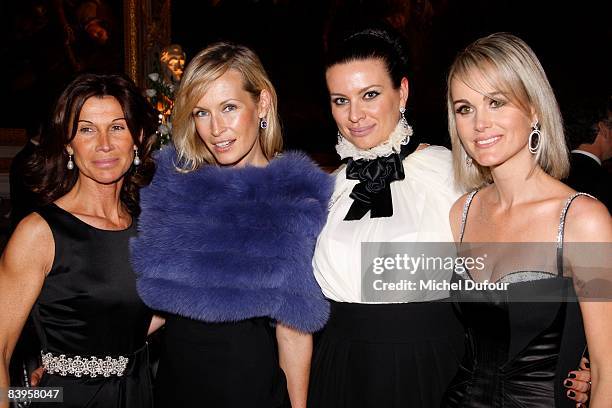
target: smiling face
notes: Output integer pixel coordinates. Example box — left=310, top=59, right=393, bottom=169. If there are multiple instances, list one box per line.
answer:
left=192, top=69, right=269, bottom=167
left=67, top=95, right=136, bottom=186
left=326, top=58, right=408, bottom=150
left=450, top=71, right=536, bottom=169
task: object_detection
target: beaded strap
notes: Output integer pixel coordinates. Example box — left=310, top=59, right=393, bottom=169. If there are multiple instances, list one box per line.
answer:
left=459, top=190, right=479, bottom=243
left=555, top=192, right=596, bottom=276
left=557, top=192, right=596, bottom=247
left=41, top=351, right=128, bottom=378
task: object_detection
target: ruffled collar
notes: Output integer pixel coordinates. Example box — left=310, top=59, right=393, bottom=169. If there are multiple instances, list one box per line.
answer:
left=334, top=120, right=419, bottom=220
left=335, top=120, right=414, bottom=161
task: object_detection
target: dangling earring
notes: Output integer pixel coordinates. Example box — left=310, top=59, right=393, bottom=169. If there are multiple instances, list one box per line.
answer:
left=67, top=153, right=74, bottom=170
left=465, top=155, right=473, bottom=167
left=399, top=106, right=409, bottom=129
left=133, top=146, right=141, bottom=166
left=259, top=117, right=268, bottom=129
left=528, top=122, right=541, bottom=154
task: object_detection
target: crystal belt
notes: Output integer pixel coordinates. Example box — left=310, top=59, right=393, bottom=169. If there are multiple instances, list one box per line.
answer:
left=41, top=350, right=129, bottom=377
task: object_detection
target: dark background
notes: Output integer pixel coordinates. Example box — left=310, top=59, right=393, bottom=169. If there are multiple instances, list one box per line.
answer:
left=1, top=0, right=610, bottom=162
left=0, top=0, right=124, bottom=134
left=171, top=0, right=611, bottom=164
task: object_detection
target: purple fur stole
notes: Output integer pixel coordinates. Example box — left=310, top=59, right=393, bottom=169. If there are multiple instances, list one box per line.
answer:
left=130, top=147, right=333, bottom=333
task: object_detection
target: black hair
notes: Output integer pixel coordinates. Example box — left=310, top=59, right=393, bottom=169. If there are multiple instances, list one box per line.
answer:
left=324, top=21, right=411, bottom=88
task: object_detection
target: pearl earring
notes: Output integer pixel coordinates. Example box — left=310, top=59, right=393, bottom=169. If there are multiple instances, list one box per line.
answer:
left=133, top=146, right=141, bottom=166
left=67, top=154, right=74, bottom=170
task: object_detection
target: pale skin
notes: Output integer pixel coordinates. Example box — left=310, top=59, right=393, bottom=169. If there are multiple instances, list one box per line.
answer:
left=0, top=96, right=161, bottom=407
left=191, top=69, right=311, bottom=407
left=449, top=74, right=612, bottom=407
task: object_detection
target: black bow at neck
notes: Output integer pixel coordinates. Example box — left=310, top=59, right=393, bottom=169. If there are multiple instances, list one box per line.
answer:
left=343, top=136, right=419, bottom=221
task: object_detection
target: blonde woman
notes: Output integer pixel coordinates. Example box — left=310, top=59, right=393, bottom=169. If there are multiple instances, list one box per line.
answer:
left=442, top=33, right=611, bottom=407
left=130, top=42, right=332, bottom=408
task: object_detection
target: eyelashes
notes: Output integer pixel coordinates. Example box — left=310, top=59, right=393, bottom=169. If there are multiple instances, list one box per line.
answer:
left=77, top=124, right=126, bottom=133
left=455, top=105, right=472, bottom=115
left=192, top=104, right=238, bottom=117
left=331, top=90, right=381, bottom=106
left=454, top=98, right=507, bottom=115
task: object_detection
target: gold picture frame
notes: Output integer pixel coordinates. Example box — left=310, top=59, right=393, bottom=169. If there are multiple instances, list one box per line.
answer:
left=124, top=0, right=172, bottom=87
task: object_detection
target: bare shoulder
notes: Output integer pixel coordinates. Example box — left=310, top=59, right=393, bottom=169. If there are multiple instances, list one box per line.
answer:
left=450, top=193, right=470, bottom=219
left=1, top=212, right=54, bottom=276
left=563, top=195, right=612, bottom=242
left=11, top=212, right=54, bottom=246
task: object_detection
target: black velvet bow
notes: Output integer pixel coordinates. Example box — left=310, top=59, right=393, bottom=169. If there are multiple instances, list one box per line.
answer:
left=343, top=136, right=419, bottom=220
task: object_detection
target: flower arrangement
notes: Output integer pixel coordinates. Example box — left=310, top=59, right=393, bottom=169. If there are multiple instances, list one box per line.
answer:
left=145, top=72, right=175, bottom=148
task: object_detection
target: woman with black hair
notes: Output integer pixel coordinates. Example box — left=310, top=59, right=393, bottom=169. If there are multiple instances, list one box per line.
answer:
left=308, top=23, right=465, bottom=407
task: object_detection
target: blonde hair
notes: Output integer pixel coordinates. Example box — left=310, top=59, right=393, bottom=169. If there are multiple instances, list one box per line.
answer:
left=446, top=32, right=568, bottom=190
left=171, top=42, right=282, bottom=171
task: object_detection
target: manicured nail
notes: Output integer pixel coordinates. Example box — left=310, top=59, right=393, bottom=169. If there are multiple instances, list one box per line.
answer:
left=569, top=373, right=576, bottom=378
left=586, top=362, right=590, bottom=369
left=565, top=380, right=573, bottom=387
left=569, top=391, right=576, bottom=397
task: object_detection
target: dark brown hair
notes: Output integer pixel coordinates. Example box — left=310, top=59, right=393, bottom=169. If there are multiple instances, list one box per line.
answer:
left=325, top=21, right=411, bottom=89
left=26, top=73, right=158, bottom=216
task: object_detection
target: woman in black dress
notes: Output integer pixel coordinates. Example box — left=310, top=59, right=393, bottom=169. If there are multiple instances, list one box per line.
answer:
left=0, top=73, right=158, bottom=408
left=442, top=33, right=611, bottom=407
left=130, top=42, right=332, bottom=408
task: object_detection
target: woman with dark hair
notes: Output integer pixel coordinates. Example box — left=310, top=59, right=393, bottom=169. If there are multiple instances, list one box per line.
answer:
left=308, top=22, right=465, bottom=408
left=0, top=73, right=158, bottom=408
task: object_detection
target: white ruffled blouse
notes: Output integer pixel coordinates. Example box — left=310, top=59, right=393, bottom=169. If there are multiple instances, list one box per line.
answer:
left=313, top=145, right=464, bottom=303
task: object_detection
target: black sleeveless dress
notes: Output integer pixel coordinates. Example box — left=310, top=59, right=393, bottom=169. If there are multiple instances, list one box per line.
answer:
left=441, top=192, right=589, bottom=408
left=31, top=204, right=153, bottom=408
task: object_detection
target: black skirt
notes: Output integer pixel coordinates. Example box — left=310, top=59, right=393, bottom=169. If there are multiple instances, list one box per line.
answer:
left=154, top=315, right=290, bottom=408
left=308, top=300, right=465, bottom=408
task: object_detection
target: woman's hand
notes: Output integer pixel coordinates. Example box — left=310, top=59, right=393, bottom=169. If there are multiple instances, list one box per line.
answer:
left=30, top=367, right=45, bottom=387
left=565, top=357, right=591, bottom=407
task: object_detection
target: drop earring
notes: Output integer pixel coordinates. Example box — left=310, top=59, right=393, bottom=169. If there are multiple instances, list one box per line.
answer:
left=133, top=146, right=141, bottom=166
left=528, top=122, right=541, bottom=154
left=399, top=107, right=409, bottom=129
left=67, top=153, right=74, bottom=170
